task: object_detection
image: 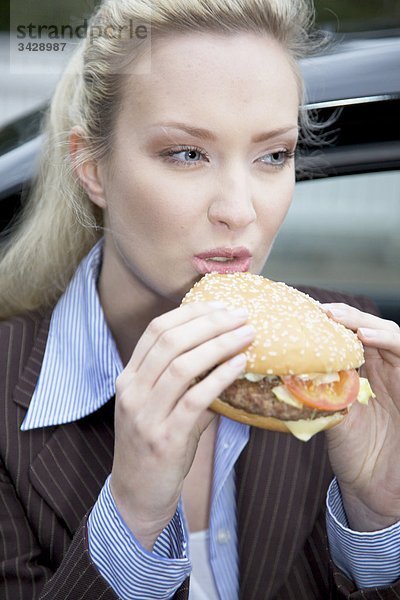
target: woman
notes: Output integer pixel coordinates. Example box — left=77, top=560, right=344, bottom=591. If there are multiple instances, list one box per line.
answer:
left=1, top=0, right=400, bottom=598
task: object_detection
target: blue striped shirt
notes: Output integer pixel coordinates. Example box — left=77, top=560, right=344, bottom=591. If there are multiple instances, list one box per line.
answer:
left=21, top=239, right=400, bottom=597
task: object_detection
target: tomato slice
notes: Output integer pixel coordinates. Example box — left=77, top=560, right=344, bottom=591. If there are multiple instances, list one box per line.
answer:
left=282, top=370, right=360, bottom=411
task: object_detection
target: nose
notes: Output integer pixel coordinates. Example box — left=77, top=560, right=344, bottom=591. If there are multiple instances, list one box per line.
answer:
left=207, top=167, right=257, bottom=231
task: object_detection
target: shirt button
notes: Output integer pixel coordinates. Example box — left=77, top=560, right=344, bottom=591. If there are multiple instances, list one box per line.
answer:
left=216, top=528, right=231, bottom=544
left=222, top=442, right=231, bottom=450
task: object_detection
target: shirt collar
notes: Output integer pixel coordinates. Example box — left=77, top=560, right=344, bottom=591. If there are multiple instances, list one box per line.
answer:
left=21, top=239, right=123, bottom=431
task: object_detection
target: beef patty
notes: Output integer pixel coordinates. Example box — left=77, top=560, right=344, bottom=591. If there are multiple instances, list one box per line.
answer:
left=219, top=376, right=345, bottom=421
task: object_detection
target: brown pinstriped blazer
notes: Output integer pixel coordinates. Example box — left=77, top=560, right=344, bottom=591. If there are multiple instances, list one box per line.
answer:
left=1, top=286, right=399, bottom=600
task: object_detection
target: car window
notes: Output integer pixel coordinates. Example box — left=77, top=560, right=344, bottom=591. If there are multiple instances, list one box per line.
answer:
left=314, top=0, right=400, bottom=33
left=265, top=170, right=400, bottom=311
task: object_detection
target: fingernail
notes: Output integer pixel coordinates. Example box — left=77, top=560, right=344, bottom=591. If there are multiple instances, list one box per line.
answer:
left=358, top=328, right=376, bottom=339
left=234, top=324, right=255, bottom=337
left=229, top=307, right=248, bottom=319
left=328, top=309, right=345, bottom=319
left=209, top=301, right=226, bottom=309
left=228, top=353, right=247, bottom=368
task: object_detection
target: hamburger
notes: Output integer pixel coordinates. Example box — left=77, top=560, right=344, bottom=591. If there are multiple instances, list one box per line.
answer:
left=182, top=272, right=374, bottom=441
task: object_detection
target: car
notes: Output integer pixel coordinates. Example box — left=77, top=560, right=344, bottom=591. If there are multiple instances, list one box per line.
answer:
left=1, top=32, right=399, bottom=323
left=265, top=33, right=400, bottom=324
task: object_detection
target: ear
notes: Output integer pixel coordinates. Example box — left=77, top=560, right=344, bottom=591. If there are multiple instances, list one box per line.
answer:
left=69, top=125, right=107, bottom=210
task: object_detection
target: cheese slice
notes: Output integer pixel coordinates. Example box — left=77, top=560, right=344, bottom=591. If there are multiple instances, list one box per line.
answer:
left=277, top=376, right=375, bottom=441
left=357, top=377, right=375, bottom=405
left=272, top=376, right=374, bottom=408
left=271, top=384, right=303, bottom=409
left=241, top=373, right=267, bottom=383
left=285, top=413, right=344, bottom=442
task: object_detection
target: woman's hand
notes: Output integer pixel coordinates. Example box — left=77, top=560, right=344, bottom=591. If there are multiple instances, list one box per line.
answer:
left=109, top=301, right=254, bottom=550
left=321, top=303, right=400, bottom=532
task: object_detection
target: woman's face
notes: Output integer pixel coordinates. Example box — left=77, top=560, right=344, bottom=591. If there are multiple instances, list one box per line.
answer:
left=96, top=32, right=299, bottom=304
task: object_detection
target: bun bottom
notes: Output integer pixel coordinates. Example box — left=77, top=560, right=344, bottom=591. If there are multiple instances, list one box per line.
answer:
left=210, top=398, right=345, bottom=435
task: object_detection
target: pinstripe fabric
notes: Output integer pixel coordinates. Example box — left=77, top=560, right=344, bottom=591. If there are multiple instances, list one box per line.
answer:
left=89, top=478, right=191, bottom=599
left=2, top=287, right=400, bottom=599
left=21, top=240, right=123, bottom=431
left=0, top=311, right=117, bottom=599
left=236, top=420, right=333, bottom=599
left=327, top=479, right=400, bottom=589
left=208, top=417, right=250, bottom=599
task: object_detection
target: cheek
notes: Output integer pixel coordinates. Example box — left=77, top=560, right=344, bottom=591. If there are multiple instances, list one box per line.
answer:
left=105, top=166, right=201, bottom=241
left=257, top=172, right=295, bottom=227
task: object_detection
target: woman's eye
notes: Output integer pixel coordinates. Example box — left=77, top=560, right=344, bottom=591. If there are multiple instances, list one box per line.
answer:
left=162, top=146, right=207, bottom=167
left=260, top=150, right=294, bottom=168
left=173, top=149, right=202, bottom=162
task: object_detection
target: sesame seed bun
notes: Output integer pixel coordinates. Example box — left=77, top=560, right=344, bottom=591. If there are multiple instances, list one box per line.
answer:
left=182, top=272, right=364, bottom=376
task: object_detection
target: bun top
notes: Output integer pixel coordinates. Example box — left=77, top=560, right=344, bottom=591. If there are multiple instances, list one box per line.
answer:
left=182, top=272, right=364, bottom=375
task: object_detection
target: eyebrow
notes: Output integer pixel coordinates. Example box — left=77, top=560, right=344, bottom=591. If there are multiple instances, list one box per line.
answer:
left=150, top=121, right=298, bottom=143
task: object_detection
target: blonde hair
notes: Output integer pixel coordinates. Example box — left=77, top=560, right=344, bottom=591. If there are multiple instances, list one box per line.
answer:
left=0, top=0, right=321, bottom=319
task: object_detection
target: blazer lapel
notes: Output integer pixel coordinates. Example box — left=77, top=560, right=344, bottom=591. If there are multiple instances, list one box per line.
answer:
left=28, top=399, right=115, bottom=535
left=11, top=308, right=115, bottom=536
left=236, top=428, right=332, bottom=599
left=13, top=308, right=52, bottom=411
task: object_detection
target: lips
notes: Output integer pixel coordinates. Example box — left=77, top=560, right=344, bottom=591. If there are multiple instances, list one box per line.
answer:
left=192, top=247, right=252, bottom=274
